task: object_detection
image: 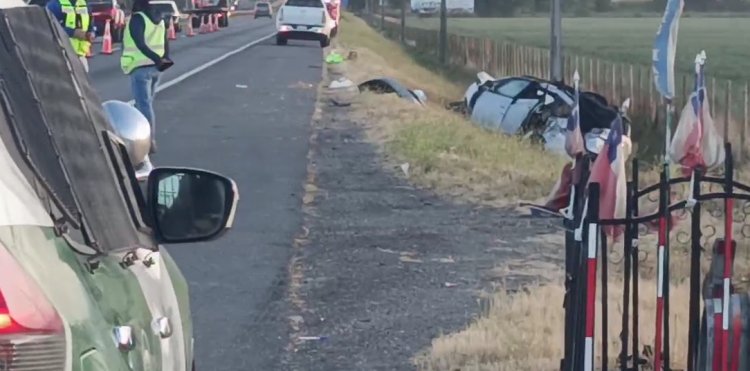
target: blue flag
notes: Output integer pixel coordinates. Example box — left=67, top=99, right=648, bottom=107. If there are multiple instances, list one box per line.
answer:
left=652, top=0, right=684, bottom=100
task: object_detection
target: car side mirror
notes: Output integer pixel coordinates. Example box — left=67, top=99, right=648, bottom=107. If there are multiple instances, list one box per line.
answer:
left=147, top=167, right=239, bottom=244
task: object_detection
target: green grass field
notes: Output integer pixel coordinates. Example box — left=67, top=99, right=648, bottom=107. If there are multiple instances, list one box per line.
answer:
left=404, top=17, right=750, bottom=82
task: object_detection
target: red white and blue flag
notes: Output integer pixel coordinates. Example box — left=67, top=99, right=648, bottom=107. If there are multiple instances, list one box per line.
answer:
left=669, top=54, right=724, bottom=174
left=588, top=115, right=627, bottom=238
left=565, top=78, right=585, bottom=158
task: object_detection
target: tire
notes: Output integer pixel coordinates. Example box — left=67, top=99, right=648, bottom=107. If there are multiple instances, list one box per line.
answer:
left=276, top=35, right=287, bottom=45
left=319, top=36, right=330, bottom=48
left=191, top=16, right=201, bottom=29
left=219, top=13, right=229, bottom=27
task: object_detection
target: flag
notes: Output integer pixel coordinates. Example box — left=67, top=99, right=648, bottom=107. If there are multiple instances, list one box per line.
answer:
left=565, top=85, right=585, bottom=158
left=669, top=60, right=724, bottom=174
left=652, top=0, right=684, bottom=100
left=588, top=115, right=627, bottom=238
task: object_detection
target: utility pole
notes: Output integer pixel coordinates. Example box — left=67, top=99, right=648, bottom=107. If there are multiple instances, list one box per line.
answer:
left=439, top=0, right=447, bottom=64
left=400, top=0, right=406, bottom=43
left=550, top=0, right=563, bottom=82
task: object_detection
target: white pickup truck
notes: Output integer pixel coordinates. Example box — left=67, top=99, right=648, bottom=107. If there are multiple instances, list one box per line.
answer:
left=275, top=0, right=334, bottom=47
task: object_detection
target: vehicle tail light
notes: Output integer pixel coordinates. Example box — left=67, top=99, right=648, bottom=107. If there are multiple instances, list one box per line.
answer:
left=0, top=245, right=66, bottom=370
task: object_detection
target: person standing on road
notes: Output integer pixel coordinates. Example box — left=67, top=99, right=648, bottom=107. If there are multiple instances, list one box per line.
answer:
left=46, top=0, right=95, bottom=72
left=121, top=0, right=173, bottom=154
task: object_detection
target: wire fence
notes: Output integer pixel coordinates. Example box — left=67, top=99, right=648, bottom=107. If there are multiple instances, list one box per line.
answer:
left=366, top=15, right=750, bottom=164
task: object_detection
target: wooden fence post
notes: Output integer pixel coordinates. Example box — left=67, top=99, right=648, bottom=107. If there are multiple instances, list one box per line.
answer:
left=711, top=77, right=717, bottom=118
left=741, top=82, right=748, bottom=164
left=725, top=80, right=732, bottom=143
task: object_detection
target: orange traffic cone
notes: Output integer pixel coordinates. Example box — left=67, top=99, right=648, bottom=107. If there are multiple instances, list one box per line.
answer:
left=167, top=20, right=177, bottom=40
left=101, top=19, right=113, bottom=54
left=186, top=15, right=195, bottom=36
left=212, top=14, right=219, bottom=32
left=200, top=15, right=209, bottom=33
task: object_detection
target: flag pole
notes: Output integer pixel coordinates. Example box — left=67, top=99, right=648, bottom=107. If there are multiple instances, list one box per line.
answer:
left=651, top=1, right=684, bottom=368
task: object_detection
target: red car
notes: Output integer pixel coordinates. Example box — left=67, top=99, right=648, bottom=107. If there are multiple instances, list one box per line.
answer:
left=89, top=0, right=126, bottom=42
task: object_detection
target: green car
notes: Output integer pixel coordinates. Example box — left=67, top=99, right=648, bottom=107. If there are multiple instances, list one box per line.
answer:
left=0, top=4, right=239, bottom=371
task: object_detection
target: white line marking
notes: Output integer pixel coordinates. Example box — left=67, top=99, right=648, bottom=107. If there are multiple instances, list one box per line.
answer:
left=127, top=32, right=276, bottom=104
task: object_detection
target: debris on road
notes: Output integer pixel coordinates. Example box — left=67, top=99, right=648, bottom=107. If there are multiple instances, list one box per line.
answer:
left=298, top=335, right=328, bottom=341
left=399, top=162, right=410, bottom=177
left=444, top=282, right=459, bottom=288
left=325, top=51, right=345, bottom=64
left=328, top=77, right=354, bottom=89
left=235, top=84, right=248, bottom=88
left=358, top=77, right=426, bottom=106
left=399, top=255, right=423, bottom=263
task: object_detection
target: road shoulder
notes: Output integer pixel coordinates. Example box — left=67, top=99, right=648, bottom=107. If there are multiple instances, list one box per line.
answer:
left=284, top=49, right=563, bottom=370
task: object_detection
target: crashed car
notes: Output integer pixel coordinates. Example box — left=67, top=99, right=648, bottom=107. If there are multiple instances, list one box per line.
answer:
left=463, top=72, right=632, bottom=157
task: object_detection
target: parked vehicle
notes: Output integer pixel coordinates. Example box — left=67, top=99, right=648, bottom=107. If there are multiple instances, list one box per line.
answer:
left=462, top=72, right=631, bottom=158
left=152, top=0, right=182, bottom=32
left=89, top=0, right=126, bottom=42
left=275, top=0, right=333, bottom=47
left=0, top=5, right=239, bottom=370
left=410, top=0, right=474, bottom=16
left=253, top=0, right=272, bottom=18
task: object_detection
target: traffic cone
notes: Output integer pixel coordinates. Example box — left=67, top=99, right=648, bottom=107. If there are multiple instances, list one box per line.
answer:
left=167, top=20, right=177, bottom=40
left=101, top=19, right=113, bottom=54
left=186, top=15, right=195, bottom=36
left=200, top=15, right=209, bottom=33
left=212, top=14, right=219, bottom=32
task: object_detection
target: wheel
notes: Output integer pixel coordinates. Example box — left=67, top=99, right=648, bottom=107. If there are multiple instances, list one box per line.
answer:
left=191, top=15, right=201, bottom=29
left=319, top=36, right=330, bottom=48
left=219, top=12, right=229, bottom=27
left=276, top=35, right=287, bottom=45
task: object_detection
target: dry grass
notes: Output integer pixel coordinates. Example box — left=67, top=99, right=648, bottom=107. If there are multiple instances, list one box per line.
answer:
left=334, top=14, right=566, bottom=204
left=332, top=13, right=750, bottom=371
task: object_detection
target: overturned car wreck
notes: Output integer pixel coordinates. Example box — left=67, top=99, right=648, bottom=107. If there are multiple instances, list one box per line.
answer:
left=461, top=72, right=632, bottom=158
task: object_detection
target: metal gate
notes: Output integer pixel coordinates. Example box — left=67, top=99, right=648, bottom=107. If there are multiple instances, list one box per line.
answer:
left=561, top=144, right=750, bottom=371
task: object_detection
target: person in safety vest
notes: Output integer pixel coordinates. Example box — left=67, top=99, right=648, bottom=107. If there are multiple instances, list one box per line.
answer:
left=46, top=0, right=95, bottom=72
left=121, top=0, right=172, bottom=155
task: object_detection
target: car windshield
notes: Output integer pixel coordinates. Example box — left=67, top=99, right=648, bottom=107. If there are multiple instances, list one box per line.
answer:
left=285, top=0, right=322, bottom=7
left=256, top=2, right=269, bottom=8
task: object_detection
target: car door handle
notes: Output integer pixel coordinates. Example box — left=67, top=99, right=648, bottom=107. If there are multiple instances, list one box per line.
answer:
left=114, top=325, right=135, bottom=351
left=153, top=317, right=173, bottom=339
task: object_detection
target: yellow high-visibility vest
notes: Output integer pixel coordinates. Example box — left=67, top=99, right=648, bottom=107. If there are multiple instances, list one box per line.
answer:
left=120, top=12, right=165, bottom=75
left=59, top=0, right=91, bottom=56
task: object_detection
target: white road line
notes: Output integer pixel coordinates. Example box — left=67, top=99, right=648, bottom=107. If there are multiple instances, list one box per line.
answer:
left=127, top=32, right=276, bottom=104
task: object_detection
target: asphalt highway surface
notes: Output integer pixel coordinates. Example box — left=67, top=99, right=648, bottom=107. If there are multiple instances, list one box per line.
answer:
left=89, top=15, right=322, bottom=370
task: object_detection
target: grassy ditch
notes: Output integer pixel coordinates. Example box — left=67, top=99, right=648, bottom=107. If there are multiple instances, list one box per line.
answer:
left=336, top=13, right=566, bottom=205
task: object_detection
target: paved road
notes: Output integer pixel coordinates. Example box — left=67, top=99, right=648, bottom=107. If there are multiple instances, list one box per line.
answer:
left=90, top=16, right=323, bottom=370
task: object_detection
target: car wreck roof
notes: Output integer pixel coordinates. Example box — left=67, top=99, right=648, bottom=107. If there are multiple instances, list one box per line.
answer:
left=0, top=6, right=150, bottom=251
